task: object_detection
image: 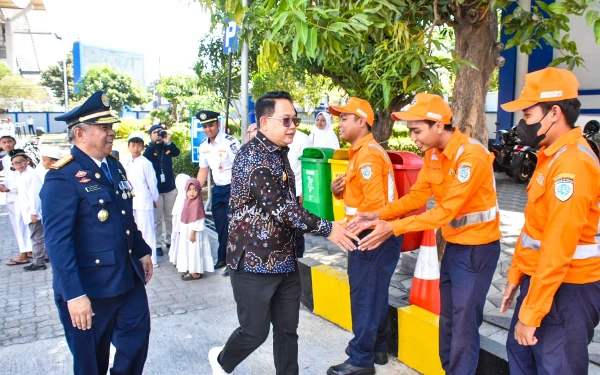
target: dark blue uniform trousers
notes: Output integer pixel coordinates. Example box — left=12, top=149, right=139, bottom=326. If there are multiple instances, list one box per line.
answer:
left=212, top=184, right=231, bottom=263
left=347, top=234, right=402, bottom=368
left=439, top=241, right=500, bottom=375
left=55, top=280, right=150, bottom=375
left=507, top=275, right=600, bottom=375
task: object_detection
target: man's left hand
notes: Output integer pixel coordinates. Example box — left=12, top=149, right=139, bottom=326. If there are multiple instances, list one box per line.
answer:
left=514, top=320, right=538, bottom=346
left=357, top=220, right=394, bottom=250
left=139, top=255, right=153, bottom=283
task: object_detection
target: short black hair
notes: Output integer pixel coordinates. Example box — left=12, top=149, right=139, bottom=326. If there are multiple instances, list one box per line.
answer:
left=538, top=98, right=581, bottom=127
left=128, top=137, right=144, bottom=146
left=255, top=91, right=294, bottom=129
left=424, top=119, right=453, bottom=131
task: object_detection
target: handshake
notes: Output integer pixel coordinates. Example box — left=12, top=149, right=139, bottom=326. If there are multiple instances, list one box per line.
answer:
left=325, top=211, right=395, bottom=252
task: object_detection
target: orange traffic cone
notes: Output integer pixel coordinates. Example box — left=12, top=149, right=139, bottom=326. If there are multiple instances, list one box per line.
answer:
left=408, top=229, right=441, bottom=315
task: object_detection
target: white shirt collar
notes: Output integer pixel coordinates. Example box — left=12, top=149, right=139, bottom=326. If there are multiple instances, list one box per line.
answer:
left=90, top=156, right=108, bottom=168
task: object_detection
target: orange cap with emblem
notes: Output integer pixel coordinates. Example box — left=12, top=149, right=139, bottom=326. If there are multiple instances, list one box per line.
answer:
left=501, top=67, right=579, bottom=112
left=391, top=93, right=453, bottom=124
left=329, top=97, right=375, bottom=126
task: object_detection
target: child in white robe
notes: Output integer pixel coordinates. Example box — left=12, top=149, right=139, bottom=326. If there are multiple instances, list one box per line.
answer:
left=169, top=173, right=190, bottom=266
left=124, top=132, right=160, bottom=267
left=177, top=178, right=213, bottom=280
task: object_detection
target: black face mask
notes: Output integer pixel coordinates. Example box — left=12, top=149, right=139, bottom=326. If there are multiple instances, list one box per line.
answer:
left=516, top=111, right=554, bottom=148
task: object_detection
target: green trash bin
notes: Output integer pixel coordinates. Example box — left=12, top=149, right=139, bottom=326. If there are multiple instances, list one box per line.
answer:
left=299, top=147, right=335, bottom=221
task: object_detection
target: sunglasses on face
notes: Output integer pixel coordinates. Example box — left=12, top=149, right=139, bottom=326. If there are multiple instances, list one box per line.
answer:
left=266, top=117, right=301, bottom=127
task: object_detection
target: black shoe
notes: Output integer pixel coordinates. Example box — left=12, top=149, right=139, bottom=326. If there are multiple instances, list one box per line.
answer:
left=23, top=264, right=47, bottom=271
left=345, top=346, right=388, bottom=365
left=156, top=248, right=164, bottom=256
left=327, top=361, right=375, bottom=375
left=214, top=261, right=226, bottom=269
left=222, top=268, right=230, bottom=277
left=166, top=243, right=171, bottom=249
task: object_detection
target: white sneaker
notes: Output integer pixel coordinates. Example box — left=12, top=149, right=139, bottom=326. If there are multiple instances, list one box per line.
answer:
left=208, top=346, right=227, bottom=375
left=153, top=263, right=159, bottom=268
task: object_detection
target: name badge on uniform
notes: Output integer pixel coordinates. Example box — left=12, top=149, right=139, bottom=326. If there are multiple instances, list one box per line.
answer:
left=85, top=185, right=101, bottom=192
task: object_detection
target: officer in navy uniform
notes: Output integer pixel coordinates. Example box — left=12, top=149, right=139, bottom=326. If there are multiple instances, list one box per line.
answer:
left=196, top=110, right=241, bottom=277
left=40, top=91, right=153, bottom=375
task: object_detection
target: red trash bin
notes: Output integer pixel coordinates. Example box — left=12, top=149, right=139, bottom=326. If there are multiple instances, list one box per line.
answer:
left=387, top=151, right=426, bottom=252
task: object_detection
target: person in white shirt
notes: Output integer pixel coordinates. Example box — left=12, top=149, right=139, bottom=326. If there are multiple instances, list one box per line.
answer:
left=287, top=129, right=313, bottom=257
left=309, top=111, right=340, bottom=149
left=124, top=132, right=160, bottom=268
left=36, top=148, right=63, bottom=183
left=10, top=149, right=46, bottom=271
left=195, top=110, right=241, bottom=277
left=169, top=173, right=191, bottom=267
left=27, top=116, right=35, bottom=135
left=0, top=134, right=32, bottom=265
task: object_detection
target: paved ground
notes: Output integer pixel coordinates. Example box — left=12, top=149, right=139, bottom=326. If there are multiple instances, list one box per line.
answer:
left=0, top=193, right=416, bottom=374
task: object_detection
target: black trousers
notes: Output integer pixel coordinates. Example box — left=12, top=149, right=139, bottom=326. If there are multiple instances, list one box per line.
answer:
left=219, top=265, right=301, bottom=374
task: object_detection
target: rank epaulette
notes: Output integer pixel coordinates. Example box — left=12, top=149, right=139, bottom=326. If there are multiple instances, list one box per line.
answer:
left=50, top=154, right=73, bottom=169
left=108, top=153, right=118, bottom=160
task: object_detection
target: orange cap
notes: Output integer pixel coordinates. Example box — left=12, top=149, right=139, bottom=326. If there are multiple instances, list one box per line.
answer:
left=391, top=93, right=453, bottom=124
left=329, top=97, right=375, bottom=126
left=501, top=67, right=580, bottom=112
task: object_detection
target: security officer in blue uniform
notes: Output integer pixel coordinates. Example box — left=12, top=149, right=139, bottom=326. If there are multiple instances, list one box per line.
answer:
left=196, top=110, right=241, bottom=277
left=40, top=91, right=153, bottom=375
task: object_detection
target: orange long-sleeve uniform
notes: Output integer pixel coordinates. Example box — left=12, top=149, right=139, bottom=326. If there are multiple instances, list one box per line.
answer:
left=377, top=129, right=501, bottom=245
left=507, top=127, right=600, bottom=327
left=334, top=133, right=397, bottom=219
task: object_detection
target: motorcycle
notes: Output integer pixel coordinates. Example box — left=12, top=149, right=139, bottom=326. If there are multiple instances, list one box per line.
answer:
left=22, top=137, right=42, bottom=168
left=489, top=122, right=519, bottom=177
left=511, top=144, right=537, bottom=183
left=583, top=120, right=600, bottom=158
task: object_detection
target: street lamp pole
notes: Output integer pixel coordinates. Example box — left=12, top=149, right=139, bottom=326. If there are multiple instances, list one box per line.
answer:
left=54, top=33, right=69, bottom=112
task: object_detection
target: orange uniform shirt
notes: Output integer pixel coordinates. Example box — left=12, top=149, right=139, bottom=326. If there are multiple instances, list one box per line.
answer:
left=335, top=133, right=397, bottom=220
left=507, top=127, right=600, bottom=327
left=377, top=129, right=501, bottom=245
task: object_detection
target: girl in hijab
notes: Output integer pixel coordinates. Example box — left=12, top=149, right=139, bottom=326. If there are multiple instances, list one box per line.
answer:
left=169, top=173, right=190, bottom=266
left=309, top=111, right=340, bottom=149
left=176, top=178, right=214, bottom=280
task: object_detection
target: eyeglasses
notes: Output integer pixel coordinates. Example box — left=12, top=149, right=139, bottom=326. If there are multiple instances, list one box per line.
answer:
left=11, top=159, right=27, bottom=166
left=267, top=117, right=301, bottom=127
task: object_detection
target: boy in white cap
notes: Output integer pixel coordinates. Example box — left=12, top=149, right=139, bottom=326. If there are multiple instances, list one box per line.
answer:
left=37, top=148, right=63, bottom=182
left=0, top=134, right=32, bottom=265
left=125, top=131, right=160, bottom=267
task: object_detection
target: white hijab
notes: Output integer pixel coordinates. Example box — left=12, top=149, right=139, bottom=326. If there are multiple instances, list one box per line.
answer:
left=310, top=112, right=340, bottom=149
left=172, top=173, right=191, bottom=216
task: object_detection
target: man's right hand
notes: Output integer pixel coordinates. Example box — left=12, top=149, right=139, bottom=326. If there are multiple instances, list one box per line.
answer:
left=345, top=211, right=380, bottom=234
left=330, top=175, right=345, bottom=196
left=327, top=221, right=359, bottom=253
left=67, top=296, right=94, bottom=330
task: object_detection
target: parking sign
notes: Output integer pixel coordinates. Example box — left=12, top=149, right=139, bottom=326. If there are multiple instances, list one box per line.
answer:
left=223, top=20, right=239, bottom=54
left=190, top=117, right=207, bottom=164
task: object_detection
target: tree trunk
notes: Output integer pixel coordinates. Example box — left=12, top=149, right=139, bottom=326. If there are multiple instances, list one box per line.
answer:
left=372, top=95, right=411, bottom=147
left=451, top=7, right=500, bottom=146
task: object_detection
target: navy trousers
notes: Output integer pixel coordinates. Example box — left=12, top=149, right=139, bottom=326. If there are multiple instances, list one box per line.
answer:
left=439, top=240, right=500, bottom=375
left=347, top=233, right=402, bottom=368
left=507, top=275, right=600, bottom=375
left=55, top=281, right=151, bottom=375
left=212, top=184, right=231, bottom=263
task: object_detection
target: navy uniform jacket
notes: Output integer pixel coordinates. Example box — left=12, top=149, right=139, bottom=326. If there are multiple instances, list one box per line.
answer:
left=40, top=146, right=151, bottom=301
left=143, top=142, right=180, bottom=194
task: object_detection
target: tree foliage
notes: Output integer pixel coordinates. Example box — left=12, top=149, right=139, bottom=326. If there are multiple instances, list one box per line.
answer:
left=0, top=62, right=48, bottom=109
left=156, top=75, right=200, bottom=123
left=194, top=0, right=600, bottom=145
left=76, top=65, right=152, bottom=112
left=40, top=53, right=74, bottom=105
